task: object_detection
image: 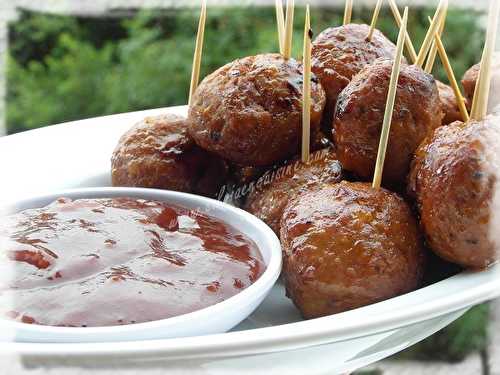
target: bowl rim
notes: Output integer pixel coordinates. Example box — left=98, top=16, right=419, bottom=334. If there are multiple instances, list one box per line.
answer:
left=0, top=186, right=282, bottom=338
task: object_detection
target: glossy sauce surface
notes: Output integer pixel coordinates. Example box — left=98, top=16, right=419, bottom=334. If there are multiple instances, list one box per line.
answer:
left=0, top=198, right=264, bottom=327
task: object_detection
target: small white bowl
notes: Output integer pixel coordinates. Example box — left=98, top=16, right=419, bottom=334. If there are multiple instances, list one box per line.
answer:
left=0, top=187, right=282, bottom=343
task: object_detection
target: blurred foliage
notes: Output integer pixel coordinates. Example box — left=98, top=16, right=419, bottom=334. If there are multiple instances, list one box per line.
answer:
left=355, top=370, right=383, bottom=375
left=7, top=6, right=485, bottom=134
left=395, top=303, right=490, bottom=362
left=353, top=304, right=490, bottom=373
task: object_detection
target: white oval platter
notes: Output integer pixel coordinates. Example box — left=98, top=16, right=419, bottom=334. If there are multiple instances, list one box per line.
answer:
left=0, top=106, right=499, bottom=374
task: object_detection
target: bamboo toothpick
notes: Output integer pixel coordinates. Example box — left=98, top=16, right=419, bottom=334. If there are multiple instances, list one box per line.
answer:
left=415, top=0, right=448, bottom=68
left=372, top=7, right=408, bottom=190
left=428, top=17, right=469, bottom=122
left=367, top=0, right=383, bottom=41
left=388, top=0, right=417, bottom=64
left=424, top=4, right=448, bottom=74
left=188, top=0, right=207, bottom=107
left=434, top=34, right=469, bottom=122
left=470, top=67, right=481, bottom=119
left=302, top=5, right=312, bottom=164
left=275, top=0, right=285, bottom=55
left=470, top=0, right=500, bottom=121
left=283, top=0, right=295, bottom=59
left=344, top=0, right=353, bottom=25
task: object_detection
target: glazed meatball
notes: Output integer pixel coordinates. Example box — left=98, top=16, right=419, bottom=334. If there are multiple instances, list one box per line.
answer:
left=245, top=148, right=342, bottom=234
left=280, top=181, right=425, bottom=318
left=312, top=24, right=398, bottom=128
left=333, top=59, right=443, bottom=186
left=227, top=130, right=331, bottom=188
left=437, top=80, right=462, bottom=125
left=228, top=165, right=267, bottom=187
left=408, top=116, right=500, bottom=269
left=188, top=53, right=326, bottom=166
left=462, top=62, right=479, bottom=110
left=111, top=114, right=227, bottom=198
left=462, top=53, right=500, bottom=112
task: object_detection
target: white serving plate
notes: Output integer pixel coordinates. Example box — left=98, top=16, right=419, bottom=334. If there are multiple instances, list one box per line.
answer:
left=1, top=187, right=282, bottom=343
left=1, top=105, right=499, bottom=374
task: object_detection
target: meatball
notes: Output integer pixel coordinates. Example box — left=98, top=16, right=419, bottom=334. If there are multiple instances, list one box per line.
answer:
left=312, top=24, right=398, bottom=128
left=227, top=129, right=331, bottom=188
left=188, top=53, right=326, bottom=166
left=111, top=114, right=227, bottom=198
left=408, top=116, right=500, bottom=269
left=462, top=62, right=479, bottom=110
left=333, top=59, right=443, bottom=186
left=245, top=148, right=342, bottom=234
left=228, top=164, right=267, bottom=187
left=280, top=181, right=425, bottom=318
left=461, top=53, right=500, bottom=112
left=437, top=80, right=462, bottom=125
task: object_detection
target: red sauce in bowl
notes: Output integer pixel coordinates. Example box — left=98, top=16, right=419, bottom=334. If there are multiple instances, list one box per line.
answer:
left=0, top=197, right=264, bottom=327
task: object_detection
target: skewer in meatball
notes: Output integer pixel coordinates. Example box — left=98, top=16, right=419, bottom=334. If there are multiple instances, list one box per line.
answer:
left=245, top=148, right=342, bottom=234
left=188, top=53, right=326, bottom=166
left=408, top=115, right=500, bottom=269
left=280, top=181, right=425, bottom=318
left=437, top=80, right=463, bottom=125
left=312, top=24, right=399, bottom=129
left=111, top=114, right=227, bottom=198
left=462, top=53, right=500, bottom=111
left=333, top=59, right=443, bottom=186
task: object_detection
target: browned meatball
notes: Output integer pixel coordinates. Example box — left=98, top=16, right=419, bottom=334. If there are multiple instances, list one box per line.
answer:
left=312, top=24, right=398, bottom=128
left=408, top=116, right=500, bottom=269
left=333, top=59, right=443, bottom=186
left=228, top=165, right=267, bottom=187
left=462, top=53, right=500, bottom=111
left=280, top=181, right=425, bottom=318
left=437, top=80, right=462, bottom=125
left=245, top=148, right=342, bottom=234
left=111, top=114, right=227, bottom=198
left=461, top=62, right=479, bottom=110
left=188, top=53, right=326, bottom=166
left=227, top=130, right=331, bottom=188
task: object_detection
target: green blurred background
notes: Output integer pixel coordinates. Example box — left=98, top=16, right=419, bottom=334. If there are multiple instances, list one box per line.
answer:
left=5, top=4, right=490, bottom=363
left=7, top=5, right=484, bottom=134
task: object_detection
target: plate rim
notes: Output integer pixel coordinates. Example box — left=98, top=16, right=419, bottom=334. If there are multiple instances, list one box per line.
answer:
left=3, top=267, right=498, bottom=357
left=1, top=106, right=499, bottom=358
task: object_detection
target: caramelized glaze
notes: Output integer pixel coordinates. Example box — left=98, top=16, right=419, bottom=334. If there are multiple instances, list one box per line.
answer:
left=188, top=53, right=326, bottom=166
left=280, top=181, right=425, bottom=318
left=408, top=117, right=500, bottom=269
left=333, top=59, right=442, bottom=186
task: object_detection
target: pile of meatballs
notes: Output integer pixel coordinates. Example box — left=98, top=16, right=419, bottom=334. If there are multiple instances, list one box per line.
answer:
left=111, top=22, right=500, bottom=319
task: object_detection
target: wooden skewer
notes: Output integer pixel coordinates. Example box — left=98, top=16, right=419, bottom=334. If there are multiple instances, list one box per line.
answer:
left=424, top=4, right=448, bottom=74
left=283, top=0, right=295, bottom=59
left=388, top=0, right=417, bottom=64
left=372, top=7, right=408, bottom=190
left=470, top=64, right=482, bottom=119
left=367, top=0, right=383, bottom=41
left=415, top=0, right=448, bottom=68
left=275, top=0, right=285, bottom=55
left=431, top=22, right=469, bottom=122
left=343, top=0, right=353, bottom=25
left=470, top=0, right=500, bottom=121
left=302, top=5, right=312, bottom=164
left=188, top=0, right=207, bottom=107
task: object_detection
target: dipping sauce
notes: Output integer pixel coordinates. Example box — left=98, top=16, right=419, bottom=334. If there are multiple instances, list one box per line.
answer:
left=0, top=198, right=264, bottom=327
